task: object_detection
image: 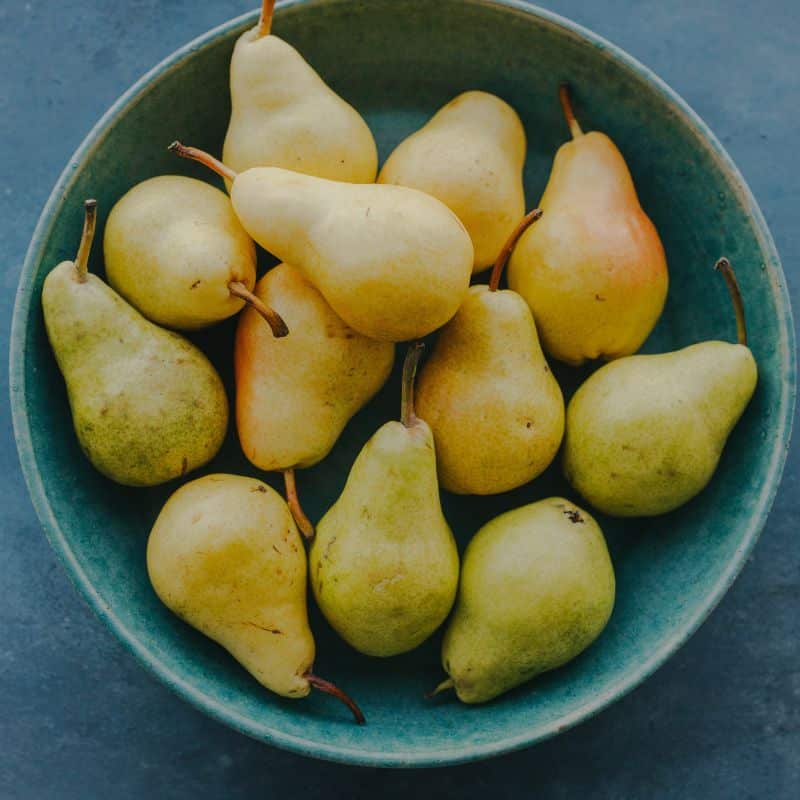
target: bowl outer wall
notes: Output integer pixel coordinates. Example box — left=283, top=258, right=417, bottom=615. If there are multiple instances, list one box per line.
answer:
left=9, top=0, right=796, bottom=768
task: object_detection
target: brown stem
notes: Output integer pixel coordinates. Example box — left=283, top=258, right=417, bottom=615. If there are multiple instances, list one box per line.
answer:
left=73, top=199, right=98, bottom=283
left=168, top=141, right=238, bottom=183
left=229, top=281, right=289, bottom=338
left=425, top=678, right=455, bottom=700
left=488, top=208, right=543, bottom=291
left=559, top=82, right=583, bottom=139
left=714, top=257, right=748, bottom=346
left=283, top=469, right=314, bottom=539
left=305, top=673, right=365, bottom=725
left=400, top=341, right=425, bottom=428
left=257, top=0, right=276, bottom=38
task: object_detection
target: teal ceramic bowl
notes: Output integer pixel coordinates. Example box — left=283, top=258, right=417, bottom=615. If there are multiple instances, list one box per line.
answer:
left=10, top=0, right=796, bottom=768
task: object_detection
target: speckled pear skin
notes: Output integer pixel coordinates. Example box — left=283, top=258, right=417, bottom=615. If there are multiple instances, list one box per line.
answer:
left=378, top=91, right=526, bottom=272
left=508, top=131, right=668, bottom=366
left=235, top=263, right=394, bottom=471
left=442, top=498, right=615, bottom=704
left=416, top=285, right=564, bottom=495
left=310, top=418, right=459, bottom=657
left=41, top=264, right=228, bottom=487
left=222, top=28, right=377, bottom=184
left=563, top=342, right=758, bottom=517
left=147, top=474, right=314, bottom=698
left=104, top=175, right=256, bottom=330
left=229, top=167, right=474, bottom=341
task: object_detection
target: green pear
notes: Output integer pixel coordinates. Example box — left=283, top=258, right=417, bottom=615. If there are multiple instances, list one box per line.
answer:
left=169, top=142, right=474, bottom=342
left=507, top=84, right=668, bottom=365
left=309, top=344, right=459, bottom=657
left=104, top=175, right=286, bottom=335
left=147, top=474, right=364, bottom=722
left=563, top=258, right=757, bottom=517
left=42, top=200, right=228, bottom=487
left=437, top=498, right=615, bottom=704
left=222, top=0, right=377, bottom=184
left=379, top=91, right=526, bottom=273
left=235, top=262, right=394, bottom=536
left=416, top=210, right=564, bottom=495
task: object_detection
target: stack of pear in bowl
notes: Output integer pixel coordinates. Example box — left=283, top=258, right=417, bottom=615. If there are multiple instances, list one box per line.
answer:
left=38, top=1, right=759, bottom=724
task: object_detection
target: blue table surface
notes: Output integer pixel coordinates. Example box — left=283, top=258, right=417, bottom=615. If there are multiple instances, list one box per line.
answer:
left=1, top=1, right=798, bottom=797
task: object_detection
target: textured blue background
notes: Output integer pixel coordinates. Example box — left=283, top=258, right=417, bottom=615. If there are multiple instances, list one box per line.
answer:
left=1, top=1, right=797, bottom=796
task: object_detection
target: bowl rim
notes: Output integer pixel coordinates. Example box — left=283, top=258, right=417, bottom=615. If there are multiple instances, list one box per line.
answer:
left=9, top=0, right=797, bottom=768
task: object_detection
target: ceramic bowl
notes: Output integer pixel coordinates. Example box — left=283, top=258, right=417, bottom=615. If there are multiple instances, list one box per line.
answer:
left=10, top=0, right=795, bottom=767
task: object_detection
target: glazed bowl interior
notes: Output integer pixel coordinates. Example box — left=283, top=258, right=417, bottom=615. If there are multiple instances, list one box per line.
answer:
left=11, top=0, right=795, bottom=767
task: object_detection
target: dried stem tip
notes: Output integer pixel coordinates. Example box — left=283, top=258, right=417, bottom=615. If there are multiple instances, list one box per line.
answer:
left=229, top=281, right=289, bottom=338
left=74, top=199, right=98, bottom=283
left=257, top=0, right=277, bottom=38
left=400, top=341, right=425, bottom=428
left=283, top=468, right=314, bottom=540
left=305, top=673, right=366, bottom=725
left=489, top=208, right=543, bottom=292
left=559, top=82, right=583, bottom=139
left=714, top=257, right=748, bottom=346
left=168, top=141, right=238, bottom=183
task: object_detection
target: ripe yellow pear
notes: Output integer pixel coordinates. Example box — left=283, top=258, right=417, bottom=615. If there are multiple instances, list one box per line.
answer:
left=148, top=474, right=364, bottom=722
left=222, top=0, right=377, bottom=184
left=563, top=259, right=757, bottom=517
left=379, top=91, right=526, bottom=272
left=416, top=210, right=564, bottom=494
left=508, top=84, right=668, bottom=365
left=104, top=175, right=286, bottom=335
left=170, top=143, right=474, bottom=342
left=235, top=262, right=394, bottom=536
left=310, top=345, right=459, bottom=657
left=42, top=201, right=228, bottom=487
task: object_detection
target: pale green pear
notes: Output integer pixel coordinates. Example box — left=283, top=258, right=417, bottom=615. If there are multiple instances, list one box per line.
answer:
left=147, top=474, right=363, bottom=722
left=563, top=259, right=757, bottom=516
left=310, top=344, right=459, bottom=657
left=222, top=0, right=377, bottom=184
left=439, top=498, right=615, bottom=704
left=379, top=91, right=526, bottom=272
left=42, top=201, right=228, bottom=487
left=169, top=143, right=474, bottom=342
left=104, top=175, right=285, bottom=336
left=416, top=210, right=564, bottom=495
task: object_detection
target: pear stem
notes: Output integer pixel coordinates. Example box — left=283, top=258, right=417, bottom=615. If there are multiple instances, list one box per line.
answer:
left=488, top=208, right=543, bottom=292
left=400, top=341, right=425, bottom=428
left=425, top=678, right=455, bottom=700
left=73, top=199, right=98, bottom=283
left=229, top=281, right=289, bottom=338
left=559, top=82, right=583, bottom=139
left=257, top=0, right=276, bottom=38
left=305, top=673, right=366, bottom=725
left=283, top=469, right=315, bottom=539
left=168, top=141, right=238, bottom=183
left=714, top=257, right=748, bottom=346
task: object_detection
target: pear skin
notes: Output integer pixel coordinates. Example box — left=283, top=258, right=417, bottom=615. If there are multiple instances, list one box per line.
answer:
left=379, top=91, right=526, bottom=272
left=235, top=262, right=394, bottom=472
left=222, top=1, right=377, bottom=184
left=104, top=176, right=261, bottom=330
left=42, top=201, right=228, bottom=487
left=440, top=498, right=615, bottom=704
left=310, top=345, right=459, bottom=657
left=508, top=84, right=668, bottom=365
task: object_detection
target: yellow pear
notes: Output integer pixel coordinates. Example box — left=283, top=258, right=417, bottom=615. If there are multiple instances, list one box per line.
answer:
left=222, top=0, right=377, bottom=184
left=416, top=210, right=564, bottom=494
left=169, top=142, right=474, bottom=342
left=147, top=474, right=364, bottom=722
left=379, top=91, right=526, bottom=273
left=508, top=84, right=668, bottom=365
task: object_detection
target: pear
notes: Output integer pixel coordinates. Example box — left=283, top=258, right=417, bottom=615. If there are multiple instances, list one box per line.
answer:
left=508, top=83, right=668, bottom=365
left=222, top=0, right=377, bottom=184
left=436, top=498, right=615, bottom=704
left=235, top=262, right=394, bottom=536
left=169, top=142, right=474, bottom=342
left=42, top=200, right=228, bottom=487
left=416, top=209, right=564, bottom=495
left=563, top=258, right=757, bottom=517
left=378, top=91, right=526, bottom=273
left=147, top=474, right=364, bottom=723
left=309, top=344, right=459, bottom=657
left=104, top=175, right=287, bottom=336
